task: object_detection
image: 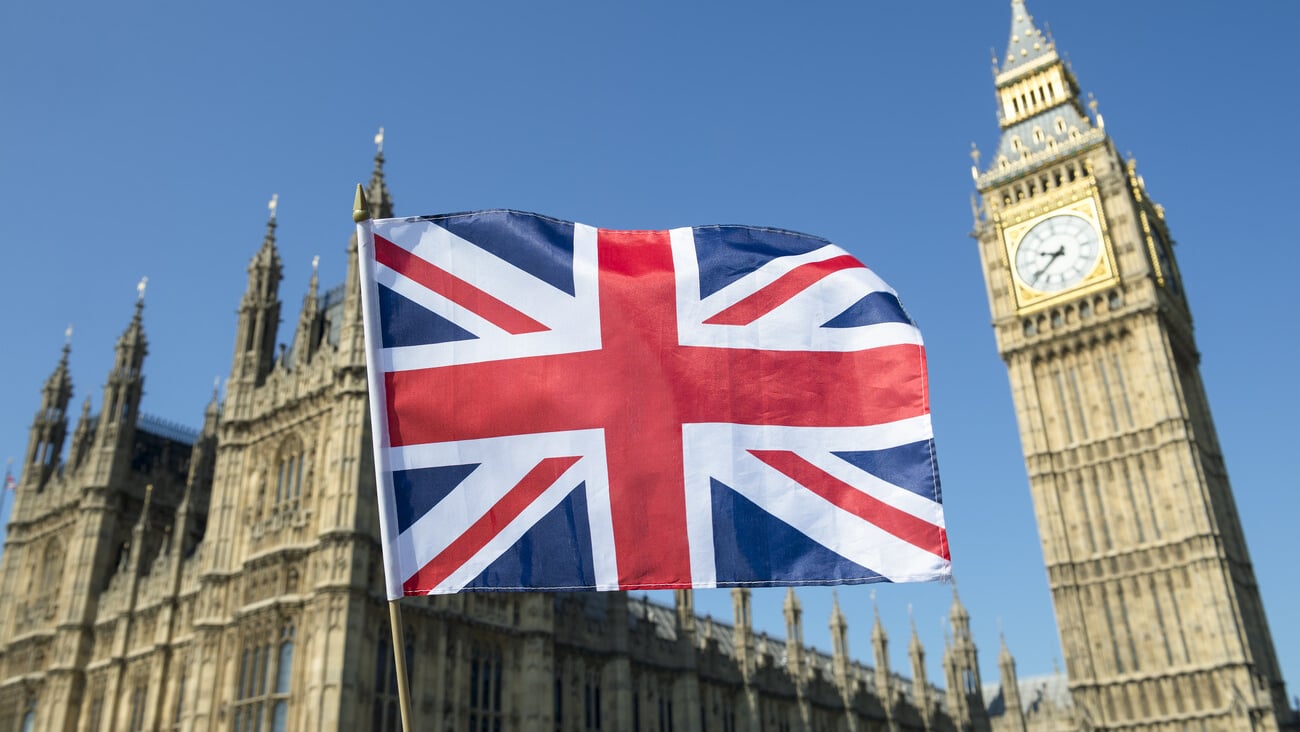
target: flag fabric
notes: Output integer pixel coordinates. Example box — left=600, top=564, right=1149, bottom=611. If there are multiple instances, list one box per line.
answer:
left=357, top=210, right=949, bottom=599
left=3, top=465, right=15, bottom=491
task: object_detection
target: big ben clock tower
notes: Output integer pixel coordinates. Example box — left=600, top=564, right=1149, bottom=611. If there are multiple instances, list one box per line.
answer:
left=970, top=2, right=1293, bottom=730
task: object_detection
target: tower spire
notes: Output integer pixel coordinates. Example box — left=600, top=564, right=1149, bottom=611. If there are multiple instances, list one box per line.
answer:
left=869, top=590, right=894, bottom=727
left=230, top=197, right=283, bottom=390
left=24, top=333, right=75, bottom=488
left=367, top=126, right=394, bottom=219
left=998, top=630, right=1027, bottom=732
left=783, top=587, right=804, bottom=676
left=908, top=604, right=932, bottom=729
left=90, top=285, right=150, bottom=485
left=290, top=256, right=322, bottom=368
left=1000, top=0, right=1055, bottom=76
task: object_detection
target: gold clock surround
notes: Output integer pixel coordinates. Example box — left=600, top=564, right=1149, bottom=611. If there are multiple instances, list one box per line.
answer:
left=998, top=191, right=1117, bottom=313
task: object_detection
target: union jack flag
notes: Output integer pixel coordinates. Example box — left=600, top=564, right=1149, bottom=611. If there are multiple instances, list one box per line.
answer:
left=357, top=211, right=949, bottom=598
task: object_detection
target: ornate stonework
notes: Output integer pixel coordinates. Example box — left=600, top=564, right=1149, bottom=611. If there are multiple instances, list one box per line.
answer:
left=971, top=2, right=1293, bottom=730
left=0, top=154, right=1009, bottom=732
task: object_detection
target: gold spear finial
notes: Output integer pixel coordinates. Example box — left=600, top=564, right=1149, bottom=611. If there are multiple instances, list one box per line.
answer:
left=312, top=255, right=320, bottom=271
left=353, top=184, right=371, bottom=223
left=268, top=193, right=279, bottom=222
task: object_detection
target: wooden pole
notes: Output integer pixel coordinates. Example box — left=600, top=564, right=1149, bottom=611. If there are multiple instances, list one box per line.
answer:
left=388, top=599, right=415, bottom=731
left=355, top=182, right=412, bottom=728
left=356, top=178, right=412, bottom=729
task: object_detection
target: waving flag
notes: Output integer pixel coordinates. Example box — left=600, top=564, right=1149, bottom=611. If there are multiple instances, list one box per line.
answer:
left=357, top=211, right=948, bottom=598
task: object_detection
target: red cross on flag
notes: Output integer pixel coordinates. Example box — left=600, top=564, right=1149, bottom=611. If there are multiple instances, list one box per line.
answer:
left=357, top=210, right=949, bottom=598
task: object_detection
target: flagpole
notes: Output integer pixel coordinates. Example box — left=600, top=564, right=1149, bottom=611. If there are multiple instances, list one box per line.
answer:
left=388, top=599, right=414, bottom=730
left=355, top=183, right=415, bottom=732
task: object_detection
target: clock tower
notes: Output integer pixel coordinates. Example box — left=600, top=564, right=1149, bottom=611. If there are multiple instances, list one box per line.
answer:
left=970, top=2, right=1292, bottom=729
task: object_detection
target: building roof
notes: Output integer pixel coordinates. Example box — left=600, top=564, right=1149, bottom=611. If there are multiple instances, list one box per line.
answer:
left=1000, top=0, right=1057, bottom=79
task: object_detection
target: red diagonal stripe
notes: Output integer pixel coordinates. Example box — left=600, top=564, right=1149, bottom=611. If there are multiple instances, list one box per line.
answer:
left=703, top=254, right=865, bottom=326
left=403, top=455, right=581, bottom=594
left=747, top=449, right=949, bottom=560
left=374, top=233, right=549, bottom=335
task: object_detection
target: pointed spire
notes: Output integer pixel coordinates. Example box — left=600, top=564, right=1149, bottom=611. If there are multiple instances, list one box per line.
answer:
left=117, top=277, right=148, bottom=358
left=829, top=590, right=850, bottom=684
left=908, top=603, right=932, bottom=726
left=732, top=587, right=754, bottom=675
left=784, top=588, right=804, bottom=676
left=998, top=628, right=1027, bottom=732
left=950, top=581, right=971, bottom=628
left=1000, top=0, right=1056, bottom=76
left=253, top=194, right=282, bottom=271
left=871, top=589, right=887, bottom=643
left=232, top=198, right=284, bottom=389
left=291, top=256, right=322, bottom=368
left=204, top=377, right=221, bottom=430
left=908, top=604, right=925, bottom=660
left=673, top=589, right=695, bottom=639
left=367, top=126, right=394, bottom=219
left=69, top=394, right=95, bottom=469
left=42, top=329, right=73, bottom=409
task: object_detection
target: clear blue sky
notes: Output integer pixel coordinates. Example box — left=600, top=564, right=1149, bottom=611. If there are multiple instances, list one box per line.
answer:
left=1, top=0, right=1296, bottom=694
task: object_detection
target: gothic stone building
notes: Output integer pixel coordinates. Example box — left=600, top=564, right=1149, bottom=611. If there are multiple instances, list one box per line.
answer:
left=970, top=1, right=1293, bottom=730
left=0, top=153, right=1053, bottom=732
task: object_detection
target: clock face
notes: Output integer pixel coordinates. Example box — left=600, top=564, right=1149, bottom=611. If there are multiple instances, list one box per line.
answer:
left=1014, top=214, right=1102, bottom=292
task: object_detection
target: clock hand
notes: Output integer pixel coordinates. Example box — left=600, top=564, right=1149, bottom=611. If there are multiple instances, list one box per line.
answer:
left=1032, top=246, right=1066, bottom=285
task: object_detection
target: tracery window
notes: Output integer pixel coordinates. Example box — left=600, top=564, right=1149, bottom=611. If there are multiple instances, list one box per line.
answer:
left=127, top=681, right=148, bottom=732
left=469, top=641, right=504, bottom=732
left=168, top=663, right=188, bottom=731
left=233, top=623, right=295, bottom=732
left=584, top=667, right=602, bottom=731
left=273, top=439, right=308, bottom=513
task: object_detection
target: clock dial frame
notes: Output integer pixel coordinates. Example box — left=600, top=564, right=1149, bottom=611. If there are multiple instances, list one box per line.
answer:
left=999, top=194, right=1118, bottom=313
left=1013, top=214, right=1101, bottom=292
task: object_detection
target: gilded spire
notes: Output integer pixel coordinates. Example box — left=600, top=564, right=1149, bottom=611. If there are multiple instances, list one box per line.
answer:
left=117, top=278, right=148, bottom=361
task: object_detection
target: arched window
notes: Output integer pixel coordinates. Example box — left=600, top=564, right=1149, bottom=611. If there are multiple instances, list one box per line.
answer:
left=127, top=680, right=148, bottom=732
left=273, top=438, right=308, bottom=513
left=235, top=623, right=295, bottom=731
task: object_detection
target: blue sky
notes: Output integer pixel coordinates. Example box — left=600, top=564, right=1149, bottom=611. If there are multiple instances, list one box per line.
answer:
left=1, top=1, right=1296, bottom=693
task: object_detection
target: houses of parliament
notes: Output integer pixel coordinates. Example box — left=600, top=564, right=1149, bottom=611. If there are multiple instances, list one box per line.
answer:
left=0, top=2, right=1293, bottom=730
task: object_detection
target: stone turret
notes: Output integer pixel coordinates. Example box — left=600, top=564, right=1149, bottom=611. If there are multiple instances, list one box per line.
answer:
left=909, top=607, right=932, bottom=729
left=997, top=633, right=1026, bottom=732
left=23, top=336, right=73, bottom=490
left=230, top=200, right=282, bottom=393
left=290, top=256, right=322, bottom=368
left=784, top=587, right=804, bottom=677
left=946, top=586, right=991, bottom=732
left=89, top=288, right=148, bottom=486
left=872, top=592, right=896, bottom=730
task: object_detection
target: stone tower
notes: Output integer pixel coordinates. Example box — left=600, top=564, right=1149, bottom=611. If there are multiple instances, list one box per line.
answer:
left=970, top=1, right=1292, bottom=729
